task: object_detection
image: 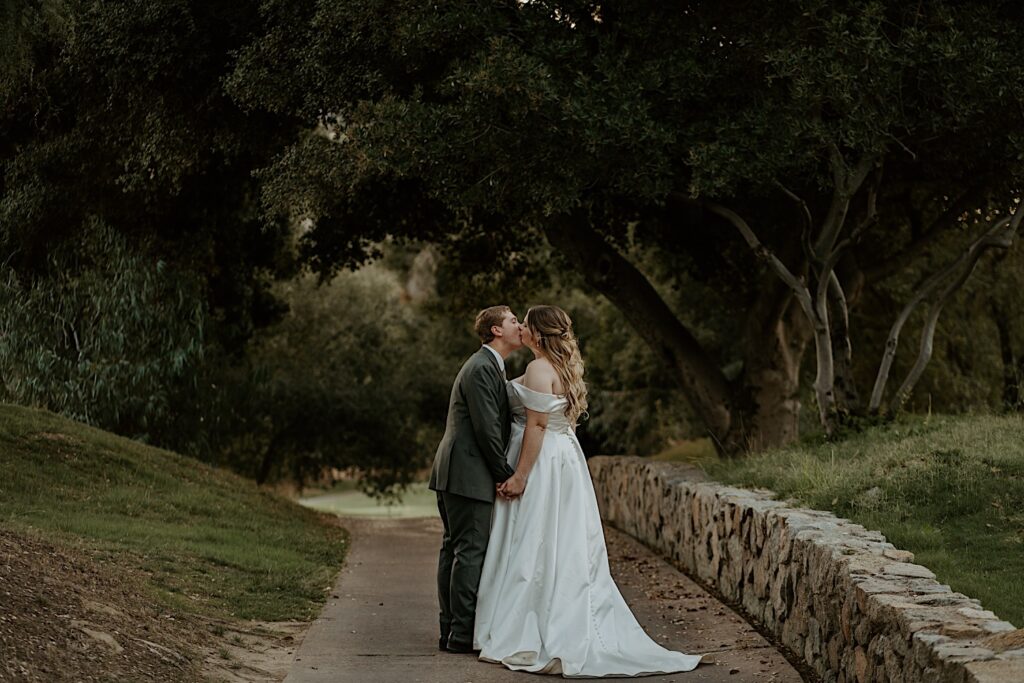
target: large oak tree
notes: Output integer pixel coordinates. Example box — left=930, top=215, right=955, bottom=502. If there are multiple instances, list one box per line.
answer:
left=1, top=0, right=296, bottom=351
left=5, top=1, right=1023, bottom=456
left=229, top=0, right=1024, bottom=453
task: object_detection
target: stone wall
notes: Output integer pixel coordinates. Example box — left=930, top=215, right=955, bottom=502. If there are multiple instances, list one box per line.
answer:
left=588, top=456, right=1024, bottom=683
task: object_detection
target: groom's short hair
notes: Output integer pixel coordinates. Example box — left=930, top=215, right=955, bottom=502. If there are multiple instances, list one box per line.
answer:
left=475, top=305, right=511, bottom=343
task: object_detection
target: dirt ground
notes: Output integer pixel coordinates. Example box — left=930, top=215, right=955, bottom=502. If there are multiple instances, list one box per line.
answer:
left=0, top=527, right=306, bottom=682
left=2, top=514, right=818, bottom=683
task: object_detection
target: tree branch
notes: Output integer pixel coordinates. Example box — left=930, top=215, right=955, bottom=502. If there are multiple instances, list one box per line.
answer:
left=814, top=152, right=877, bottom=257
left=542, top=210, right=738, bottom=449
left=871, top=199, right=1023, bottom=412
left=703, top=201, right=814, bottom=314
left=773, top=179, right=819, bottom=269
left=828, top=270, right=860, bottom=413
left=864, top=176, right=1000, bottom=284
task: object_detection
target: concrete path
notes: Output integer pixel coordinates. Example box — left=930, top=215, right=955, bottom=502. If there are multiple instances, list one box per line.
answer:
left=284, top=516, right=803, bottom=682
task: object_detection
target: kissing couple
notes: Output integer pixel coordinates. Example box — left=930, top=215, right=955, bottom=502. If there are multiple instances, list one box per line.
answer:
left=428, top=305, right=702, bottom=677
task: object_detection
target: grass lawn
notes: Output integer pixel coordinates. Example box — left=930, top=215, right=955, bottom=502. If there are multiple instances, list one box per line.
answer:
left=301, top=481, right=439, bottom=518
left=0, top=402, right=347, bottom=621
left=697, top=414, right=1024, bottom=627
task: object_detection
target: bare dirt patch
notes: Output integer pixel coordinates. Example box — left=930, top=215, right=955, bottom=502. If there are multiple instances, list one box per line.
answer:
left=0, top=528, right=311, bottom=682
left=0, top=527, right=203, bottom=681
left=200, top=618, right=307, bottom=682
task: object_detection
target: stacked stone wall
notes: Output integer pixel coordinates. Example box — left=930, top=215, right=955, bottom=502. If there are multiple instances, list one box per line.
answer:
left=588, top=456, right=1024, bottom=683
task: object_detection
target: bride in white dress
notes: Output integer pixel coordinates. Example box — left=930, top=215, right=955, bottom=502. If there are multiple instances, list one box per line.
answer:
left=473, top=305, right=702, bottom=677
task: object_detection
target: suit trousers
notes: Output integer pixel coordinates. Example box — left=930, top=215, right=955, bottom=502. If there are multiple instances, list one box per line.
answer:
left=436, top=490, right=492, bottom=648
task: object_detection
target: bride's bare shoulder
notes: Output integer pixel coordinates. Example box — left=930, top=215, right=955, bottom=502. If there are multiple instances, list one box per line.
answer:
left=526, top=358, right=556, bottom=374
left=524, top=359, right=556, bottom=393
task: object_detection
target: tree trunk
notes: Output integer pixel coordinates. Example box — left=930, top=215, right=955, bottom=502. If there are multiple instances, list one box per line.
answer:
left=544, top=211, right=807, bottom=455
left=991, top=300, right=1021, bottom=410
left=828, top=271, right=861, bottom=415
left=257, top=427, right=289, bottom=485
left=736, top=292, right=811, bottom=451
left=544, top=212, right=742, bottom=452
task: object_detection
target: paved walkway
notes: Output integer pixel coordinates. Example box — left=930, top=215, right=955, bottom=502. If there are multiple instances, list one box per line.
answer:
left=284, top=516, right=803, bottom=682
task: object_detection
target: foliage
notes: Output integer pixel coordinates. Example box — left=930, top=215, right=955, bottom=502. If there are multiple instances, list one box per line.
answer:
left=0, top=228, right=460, bottom=494
left=232, top=263, right=461, bottom=494
left=705, top=414, right=1024, bottom=627
left=5, top=0, right=1024, bottom=474
left=228, top=0, right=1024, bottom=274
left=227, top=0, right=1024, bottom=448
left=0, top=0, right=295, bottom=354
left=0, top=220, right=216, bottom=454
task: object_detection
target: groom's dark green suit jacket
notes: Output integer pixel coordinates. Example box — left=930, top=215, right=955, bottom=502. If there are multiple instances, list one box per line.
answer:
left=429, top=347, right=515, bottom=503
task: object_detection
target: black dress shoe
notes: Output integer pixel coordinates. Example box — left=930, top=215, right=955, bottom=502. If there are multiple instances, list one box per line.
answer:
left=438, top=636, right=447, bottom=651
left=445, top=639, right=475, bottom=654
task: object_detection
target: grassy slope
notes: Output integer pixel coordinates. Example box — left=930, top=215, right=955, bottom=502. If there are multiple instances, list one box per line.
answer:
left=699, top=414, right=1024, bottom=627
left=0, top=402, right=347, bottom=621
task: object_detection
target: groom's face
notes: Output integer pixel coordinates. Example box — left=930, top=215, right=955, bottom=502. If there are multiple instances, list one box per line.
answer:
left=495, top=311, right=523, bottom=349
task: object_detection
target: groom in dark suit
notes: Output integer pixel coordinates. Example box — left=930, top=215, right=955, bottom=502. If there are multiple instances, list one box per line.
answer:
left=429, top=305, right=523, bottom=653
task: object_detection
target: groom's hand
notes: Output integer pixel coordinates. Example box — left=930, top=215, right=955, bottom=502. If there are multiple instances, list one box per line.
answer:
left=498, top=473, right=526, bottom=499
left=495, top=482, right=513, bottom=500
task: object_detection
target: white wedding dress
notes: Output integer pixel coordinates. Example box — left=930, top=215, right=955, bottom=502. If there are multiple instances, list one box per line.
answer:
left=473, top=380, right=702, bottom=677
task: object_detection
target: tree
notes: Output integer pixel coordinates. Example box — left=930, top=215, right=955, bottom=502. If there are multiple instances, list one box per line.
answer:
left=229, top=0, right=1024, bottom=453
left=0, top=220, right=213, bottom=454
left=237, top=265, right=456, bottom=493
left=1, top=0, right=295, bottom=353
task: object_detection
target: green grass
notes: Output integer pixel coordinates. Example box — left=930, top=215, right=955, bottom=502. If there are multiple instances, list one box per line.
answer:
left=650, top=438, right=718, bottom=465
left=300, top=481, right=440, bottom=518
left=701, top=414, right=1024, bottom=627
left=0, top=402, right=347, bottom=621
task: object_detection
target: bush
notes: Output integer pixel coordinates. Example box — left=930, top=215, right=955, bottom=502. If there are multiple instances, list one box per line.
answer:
left=230, top=264, right=457, bottom=495
left=0, top=219, right=213, bottom=454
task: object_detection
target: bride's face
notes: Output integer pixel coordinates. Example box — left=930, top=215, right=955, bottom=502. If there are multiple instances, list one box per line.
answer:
left=519, top=316, right=537, bottom=350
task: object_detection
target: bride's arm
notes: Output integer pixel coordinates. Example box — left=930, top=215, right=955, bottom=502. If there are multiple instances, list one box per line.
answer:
left=499, top=362, right=553, bottom=498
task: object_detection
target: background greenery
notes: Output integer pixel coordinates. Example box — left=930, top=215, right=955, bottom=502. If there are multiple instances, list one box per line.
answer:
left=1, top=0, right=1022, bottom=494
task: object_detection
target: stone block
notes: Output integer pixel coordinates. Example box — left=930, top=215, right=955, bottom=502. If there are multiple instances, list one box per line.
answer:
left=884, top=563, right=938, bottom=580
left=963, top=658, right=1024, bottom=683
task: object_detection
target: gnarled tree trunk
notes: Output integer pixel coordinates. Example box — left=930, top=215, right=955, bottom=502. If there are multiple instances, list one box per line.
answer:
left=736, top=294, right=812, bottom=451
left=544, top=211, right=809, bottom=456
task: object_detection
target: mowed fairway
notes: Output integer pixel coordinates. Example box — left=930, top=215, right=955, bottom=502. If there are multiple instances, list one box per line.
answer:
left=301, top=481, right=439, bottom=519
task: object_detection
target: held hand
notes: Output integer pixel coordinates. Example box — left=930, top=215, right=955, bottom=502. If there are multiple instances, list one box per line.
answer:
left=498, top=473, right=526, bottom=499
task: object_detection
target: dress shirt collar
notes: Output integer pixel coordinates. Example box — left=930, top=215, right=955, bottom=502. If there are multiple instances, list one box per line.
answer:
left=482, top=344, right=505, bottom=376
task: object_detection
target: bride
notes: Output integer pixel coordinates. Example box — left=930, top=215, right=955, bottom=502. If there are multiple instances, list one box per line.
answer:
left=473, top=305, right=702, bottom=677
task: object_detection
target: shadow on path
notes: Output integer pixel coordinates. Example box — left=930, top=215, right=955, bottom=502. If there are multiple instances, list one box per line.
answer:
left=284, top=517, right=803, bottom=682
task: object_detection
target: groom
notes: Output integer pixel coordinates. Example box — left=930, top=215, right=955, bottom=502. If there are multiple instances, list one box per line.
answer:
left=429, top=305, right=522, bottom=654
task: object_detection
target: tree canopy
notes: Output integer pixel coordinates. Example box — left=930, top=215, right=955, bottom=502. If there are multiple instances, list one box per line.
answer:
left=1, top=0, right=295, bottom=351
left=230, top=0, right=1024, bottom=450
left=3, top=0, right=1023, bottom=468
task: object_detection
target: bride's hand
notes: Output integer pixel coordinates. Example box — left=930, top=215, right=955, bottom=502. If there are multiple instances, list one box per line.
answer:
left=500, top=473, right=526, bottom=499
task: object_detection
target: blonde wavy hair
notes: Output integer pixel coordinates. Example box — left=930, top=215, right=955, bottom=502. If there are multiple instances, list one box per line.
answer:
left=525, top=305, right=588, bottom=424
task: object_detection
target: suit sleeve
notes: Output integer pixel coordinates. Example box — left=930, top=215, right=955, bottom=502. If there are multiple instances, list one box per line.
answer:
left=464, top=364, right=516, bottom=483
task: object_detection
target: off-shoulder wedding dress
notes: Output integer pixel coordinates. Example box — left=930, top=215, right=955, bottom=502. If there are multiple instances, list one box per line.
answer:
left=473, top=380, right=702, bottom=677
